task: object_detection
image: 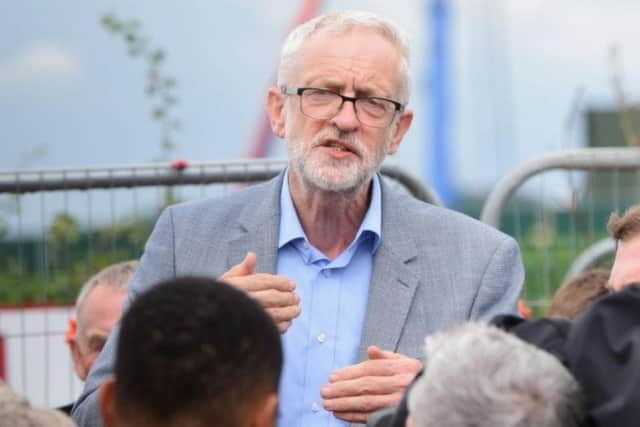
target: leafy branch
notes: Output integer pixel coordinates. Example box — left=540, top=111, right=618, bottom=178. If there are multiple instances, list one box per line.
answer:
left=101, top=13, right=182, bottom=160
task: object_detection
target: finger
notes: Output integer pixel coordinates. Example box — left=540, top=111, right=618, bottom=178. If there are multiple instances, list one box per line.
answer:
left=224, top=274, right=295, bottom=292
left=220, top=252, right=256, bottom=278
left=267, top=305, right=301, bottom=323
left=329, top=359, right=416, bottom=382
left=331, top=411, right=369, bottom=423
left=323, top=393, right=402, bottom=413
left=321, top=373, right=415, bottom=399
left=367, top=345, right=404, bottom=360
left=277, top=321, right=291, bottom=333
left=249, top=289, right=299, bottom=307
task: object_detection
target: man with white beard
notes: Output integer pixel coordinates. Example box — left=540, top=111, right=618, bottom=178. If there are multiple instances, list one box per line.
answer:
left=73, top=10, right=524, bottom=427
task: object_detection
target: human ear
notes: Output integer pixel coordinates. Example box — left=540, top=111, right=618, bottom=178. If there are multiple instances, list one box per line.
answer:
left=266, top=87, right=286, bottom=138
left=69, top=338, right=88, bottom=382
left=386, top=109, right=414, bottom=155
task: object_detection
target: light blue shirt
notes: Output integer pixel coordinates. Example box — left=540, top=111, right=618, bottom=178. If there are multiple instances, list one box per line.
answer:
left=276, top=171, right=382, bottom=427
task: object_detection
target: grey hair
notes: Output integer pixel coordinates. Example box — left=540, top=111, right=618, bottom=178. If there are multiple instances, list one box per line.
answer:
left=74, top=260, right=138, bottom=322
left=408, top=323, right=584, bottom=427
left=277, top=10, right=412, bottom=103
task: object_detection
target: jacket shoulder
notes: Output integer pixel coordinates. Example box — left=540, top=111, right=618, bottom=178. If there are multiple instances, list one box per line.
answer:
left=386, top=188, right=512, bottom=246
left=164, top=176, right=280, bottom=225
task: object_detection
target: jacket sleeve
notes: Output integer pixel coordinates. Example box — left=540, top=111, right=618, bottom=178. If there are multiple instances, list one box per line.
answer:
left=469, top=235, right=525, bottom=320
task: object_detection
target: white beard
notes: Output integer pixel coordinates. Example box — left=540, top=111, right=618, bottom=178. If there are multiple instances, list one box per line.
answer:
left=284, top=108, right=392, bottom=194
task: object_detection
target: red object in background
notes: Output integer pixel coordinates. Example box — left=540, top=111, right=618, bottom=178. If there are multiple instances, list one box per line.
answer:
left=518, top=299, right=532, bottom=319
left=170, top=159, right=189, bottom=171
left=0, top=334, right=6, bottom=380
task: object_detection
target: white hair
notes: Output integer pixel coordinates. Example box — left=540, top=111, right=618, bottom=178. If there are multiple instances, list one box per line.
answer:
left=277, top=10, right=412, bottom=103
left=74, top=260, right=137, bottom=326
left=408, top=323, right=584, bottom=427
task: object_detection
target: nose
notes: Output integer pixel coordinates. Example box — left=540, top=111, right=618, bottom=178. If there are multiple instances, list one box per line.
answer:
left=330, top=99, right=360, bottom=132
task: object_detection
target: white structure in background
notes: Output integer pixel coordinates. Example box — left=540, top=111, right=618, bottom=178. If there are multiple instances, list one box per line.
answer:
left=0, top=305, right=83, bottom=408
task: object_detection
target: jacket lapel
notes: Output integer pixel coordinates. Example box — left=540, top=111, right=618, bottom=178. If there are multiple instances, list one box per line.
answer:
left=357, top=179, right=421, bottom=361
left=226, top=173, right=284, bottom=274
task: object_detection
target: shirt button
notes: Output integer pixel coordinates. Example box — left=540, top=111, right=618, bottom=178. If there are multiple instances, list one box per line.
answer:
left=323, top=269, right=331, bottom=278
left=317, top=332, right=327, bottom=343
left=311, top=402, right=320, bottom=412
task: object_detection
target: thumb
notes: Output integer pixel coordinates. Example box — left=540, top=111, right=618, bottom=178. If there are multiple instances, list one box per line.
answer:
left=221, top=252, right=257, bottom=279
left=367, top=345, right=403, bottom=360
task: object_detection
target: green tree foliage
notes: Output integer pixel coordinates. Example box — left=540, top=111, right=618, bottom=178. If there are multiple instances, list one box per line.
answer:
left=50, top=213, right=80, bottom=246
left=0, top=214, right=154, bottom=304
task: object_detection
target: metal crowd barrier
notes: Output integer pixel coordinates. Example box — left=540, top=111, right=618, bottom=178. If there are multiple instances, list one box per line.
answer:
left=481, top=147, right=640, bottom=227
left=480, top=147, right=640, bottom=310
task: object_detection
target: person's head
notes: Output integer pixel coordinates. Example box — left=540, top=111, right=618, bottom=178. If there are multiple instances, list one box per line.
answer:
left=608, top=205, right=640, bottom=291
left=407, top=323, right=584, bottom=427
left=266, top=10, right=414, bottom=194
left=97, top=276, right=282, bottom=427
left=65, top=261, right=137, bottom=381
left=548, top=269, right=610, bottom=319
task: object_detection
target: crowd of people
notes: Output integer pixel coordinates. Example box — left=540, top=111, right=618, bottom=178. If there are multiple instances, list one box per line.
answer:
left=2, top=9, right=638, bottom=427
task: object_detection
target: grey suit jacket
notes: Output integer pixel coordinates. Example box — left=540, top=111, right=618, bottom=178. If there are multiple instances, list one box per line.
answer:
left=72, top=172, right=524, bottom=427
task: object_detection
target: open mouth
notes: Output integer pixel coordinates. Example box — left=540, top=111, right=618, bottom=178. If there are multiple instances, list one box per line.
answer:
left=319, top=139, right=358, bottom=157
left=326, top=141, right=349, bottom=151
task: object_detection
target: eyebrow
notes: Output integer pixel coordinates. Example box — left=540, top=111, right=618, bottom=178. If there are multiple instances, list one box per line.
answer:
left=306, top=79, right=387, bottom=98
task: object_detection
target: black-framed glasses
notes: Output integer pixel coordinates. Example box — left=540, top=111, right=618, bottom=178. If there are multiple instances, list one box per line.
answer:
left=281, top=86, right=404, bottom=128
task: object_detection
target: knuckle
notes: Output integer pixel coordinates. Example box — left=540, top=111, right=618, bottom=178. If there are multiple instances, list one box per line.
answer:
left=357, top=398, right=371, bottom=412
left=360, top=378, right=376, bottom=395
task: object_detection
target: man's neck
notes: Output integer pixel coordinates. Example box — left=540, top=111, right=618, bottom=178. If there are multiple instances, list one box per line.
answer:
left=288, top=172, right=371, bottom=260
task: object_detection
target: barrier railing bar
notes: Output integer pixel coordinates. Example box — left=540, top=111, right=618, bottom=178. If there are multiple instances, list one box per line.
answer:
left=563, top=237, right=616, bottom=281
left=480, top=148, right=640, bottom=228
left=0, top=158, right=289, bottom=176
left=0, top=160, right=441, bottom=206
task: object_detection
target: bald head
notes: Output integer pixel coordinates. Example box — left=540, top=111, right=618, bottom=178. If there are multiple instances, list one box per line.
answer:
left=67, top=261, right=138, bottom=381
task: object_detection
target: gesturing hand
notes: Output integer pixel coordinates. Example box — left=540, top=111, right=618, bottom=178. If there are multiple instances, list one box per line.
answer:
left=321, top=346, right=422, bottom=423
left=220, top=252, right=301, bottom=332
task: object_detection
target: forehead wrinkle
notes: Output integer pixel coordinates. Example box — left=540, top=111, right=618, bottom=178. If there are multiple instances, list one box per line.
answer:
left=300, top=57, right=394, bottom=97
left=295, top=29, right=400, bottom=98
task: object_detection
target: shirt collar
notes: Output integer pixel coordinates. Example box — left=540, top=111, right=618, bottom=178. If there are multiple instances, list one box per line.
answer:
left=278, top=169, right=382, bottom=252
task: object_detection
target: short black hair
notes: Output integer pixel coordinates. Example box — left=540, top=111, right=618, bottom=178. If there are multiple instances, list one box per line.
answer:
left=114, top=276, right=282, bottom=427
